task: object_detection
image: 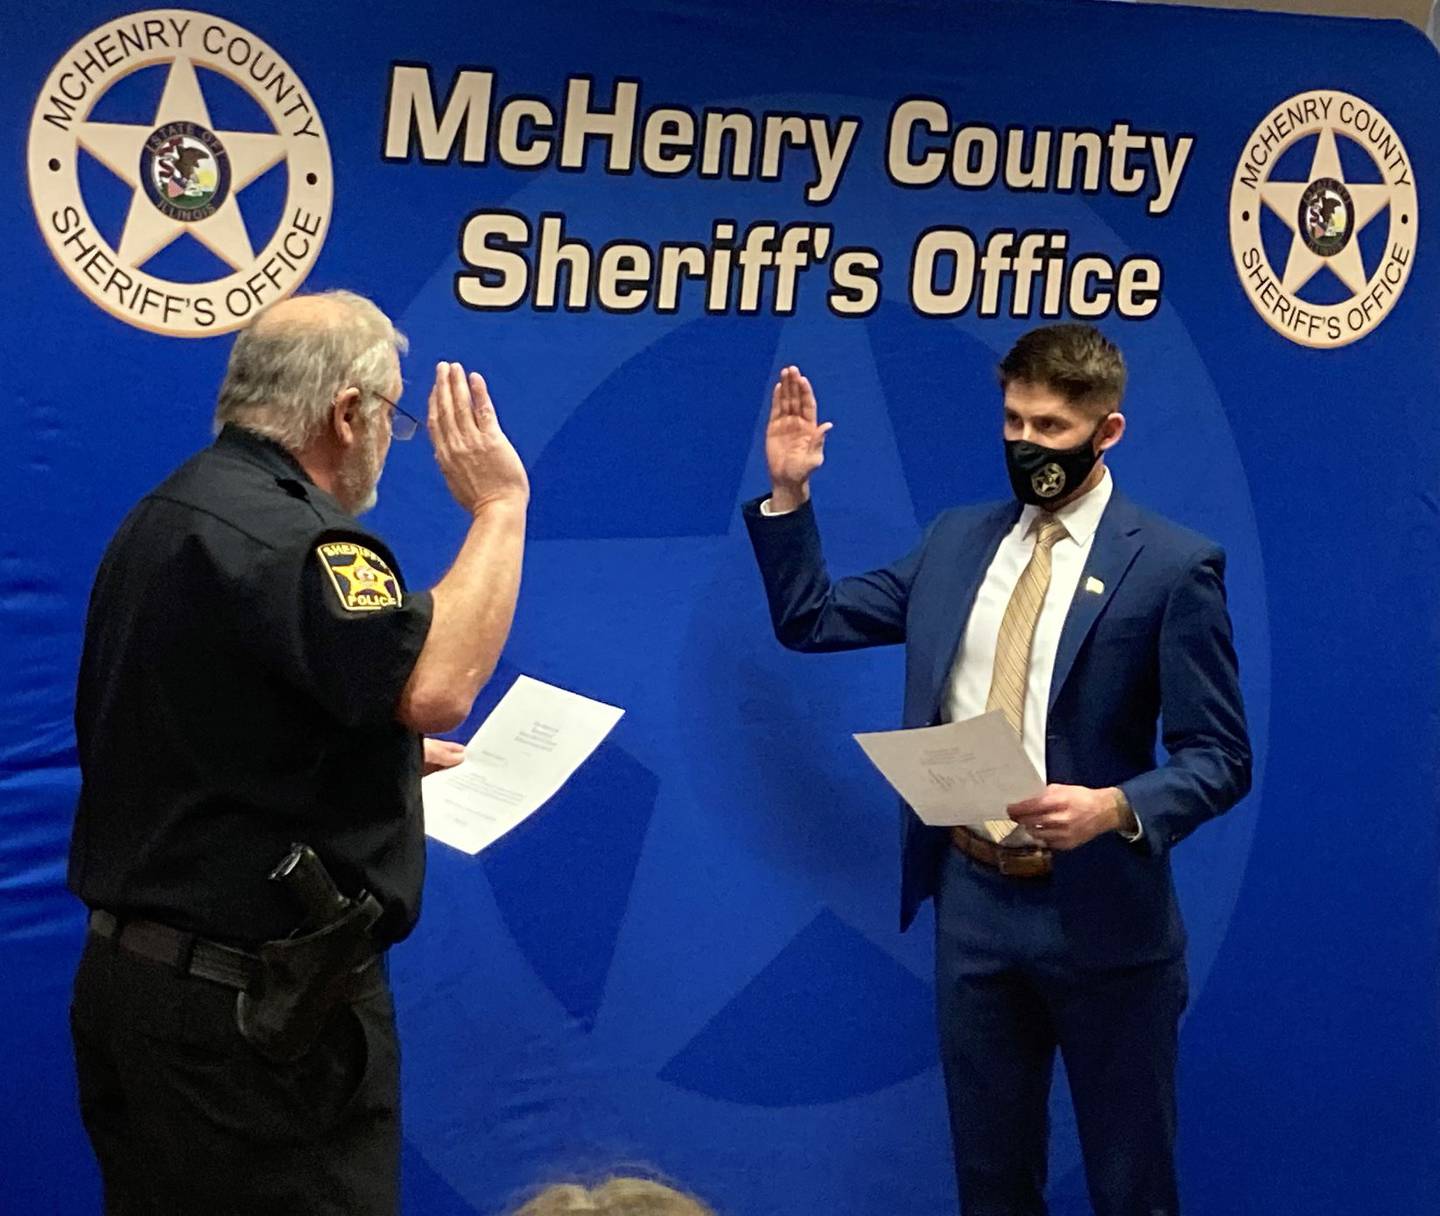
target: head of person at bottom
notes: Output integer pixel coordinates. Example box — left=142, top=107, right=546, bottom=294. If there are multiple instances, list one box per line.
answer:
left=213, top=289, right=411, bottom=517
left=510, top=1176, right=716, bottom=1216
left=997, top=322, right=1127, bottom=511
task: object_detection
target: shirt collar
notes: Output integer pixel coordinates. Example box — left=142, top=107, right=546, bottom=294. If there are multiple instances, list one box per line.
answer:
left=214, top=424, right=314, bottom=487
left=1020, top=465, right=1113, bottom=546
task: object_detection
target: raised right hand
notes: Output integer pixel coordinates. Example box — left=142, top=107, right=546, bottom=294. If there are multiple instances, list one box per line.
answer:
left=765, top=365, right=832, bottom=510
left=428, top=361, right=530, bottom=515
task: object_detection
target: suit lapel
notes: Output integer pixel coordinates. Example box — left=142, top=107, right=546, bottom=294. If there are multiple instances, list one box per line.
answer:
left=925, top=502, right=1021, bottom=720
left=1047, top=490, right=1146, bottom=713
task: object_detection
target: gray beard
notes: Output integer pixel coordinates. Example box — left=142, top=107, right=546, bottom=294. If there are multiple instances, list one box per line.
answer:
left=337, top=431, right=383, bottom=516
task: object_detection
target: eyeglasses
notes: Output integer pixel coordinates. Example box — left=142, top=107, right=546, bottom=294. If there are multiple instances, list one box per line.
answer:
left=374, top=392, right=421, bottom=441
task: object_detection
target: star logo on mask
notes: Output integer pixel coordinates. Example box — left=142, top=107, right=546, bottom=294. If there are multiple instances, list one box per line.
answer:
left=1031, top=463, right=1066, bottom=499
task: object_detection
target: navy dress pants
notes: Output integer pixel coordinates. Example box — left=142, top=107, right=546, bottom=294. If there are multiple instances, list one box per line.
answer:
left=934, top=847, right=1188, bottom=1216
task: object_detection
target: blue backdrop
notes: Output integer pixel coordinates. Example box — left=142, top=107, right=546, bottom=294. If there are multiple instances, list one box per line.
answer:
left=3, top=2, right=1438, bottom=1213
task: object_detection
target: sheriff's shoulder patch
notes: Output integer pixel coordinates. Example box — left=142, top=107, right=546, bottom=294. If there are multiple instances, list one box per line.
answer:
left=316, top=541, right=402, bottom=612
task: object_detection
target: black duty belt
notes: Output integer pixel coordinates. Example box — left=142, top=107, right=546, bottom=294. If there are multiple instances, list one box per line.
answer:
left=88, top=909, right=258, bottom=991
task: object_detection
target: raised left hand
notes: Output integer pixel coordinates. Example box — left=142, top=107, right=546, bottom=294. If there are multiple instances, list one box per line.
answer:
left=422, top=737, right=466, bottom=777
left=1007, top=783, right=1126, bottom=851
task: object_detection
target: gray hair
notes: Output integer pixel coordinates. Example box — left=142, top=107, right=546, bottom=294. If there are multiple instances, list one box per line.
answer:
left=511, top=1179, right=715, bottom=1216
left=214, top=290, right=409, bottom=450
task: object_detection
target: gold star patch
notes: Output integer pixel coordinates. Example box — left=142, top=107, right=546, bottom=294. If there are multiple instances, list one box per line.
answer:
left=316, top=542, right=402, bottom=612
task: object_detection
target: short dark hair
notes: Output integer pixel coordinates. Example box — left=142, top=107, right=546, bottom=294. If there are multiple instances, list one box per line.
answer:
left=997, top=323, right=1127, bottom=416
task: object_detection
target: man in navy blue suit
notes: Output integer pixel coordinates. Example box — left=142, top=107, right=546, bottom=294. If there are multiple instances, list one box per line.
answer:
left=743, top=324, right=1250, bottom=1216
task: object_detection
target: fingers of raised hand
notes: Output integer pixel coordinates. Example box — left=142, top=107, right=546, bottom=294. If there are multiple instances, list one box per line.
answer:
left=445, top=362, right=474, bottom=432
left=429, top=361, right=456, bottom=445
left=786, top=366, right=809, bottom=416
left=770, top=375, right=787, bottom=421
left=797, top=373, right=818, bottom=421
left=468, top=371, right=497, bottom=429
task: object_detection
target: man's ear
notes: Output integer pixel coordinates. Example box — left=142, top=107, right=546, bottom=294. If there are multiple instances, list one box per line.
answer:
left=330, top=387, right=363, bottom=447
left=1096, top=411, right=1126, bottom=453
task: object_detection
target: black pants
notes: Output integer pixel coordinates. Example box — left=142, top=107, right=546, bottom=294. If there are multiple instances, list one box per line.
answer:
left=70, top=929, right=401, bottom=1216
left=935, top=848, right=1188, bottom=1216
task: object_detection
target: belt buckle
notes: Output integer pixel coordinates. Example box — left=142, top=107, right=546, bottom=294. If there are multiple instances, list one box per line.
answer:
left=996, top=846, right=1046, bottom=878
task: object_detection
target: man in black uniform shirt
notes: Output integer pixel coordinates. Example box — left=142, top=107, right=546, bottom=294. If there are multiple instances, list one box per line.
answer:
left=68, top=290, right=530, bottom=1215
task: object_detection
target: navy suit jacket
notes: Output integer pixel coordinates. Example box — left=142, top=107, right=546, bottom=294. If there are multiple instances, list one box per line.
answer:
left=743, top=489, right=1252, bottom=969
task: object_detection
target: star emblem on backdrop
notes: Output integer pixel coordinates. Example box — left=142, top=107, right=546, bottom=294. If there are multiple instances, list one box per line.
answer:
left=75, top=56, right=285, bottom=270
left=1258, top=126, right=1392, bottom=296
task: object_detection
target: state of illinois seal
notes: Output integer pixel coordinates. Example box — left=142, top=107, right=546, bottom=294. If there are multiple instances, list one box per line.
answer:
left=27, top=10, right=332, bottom=337
left=1229, top=90, right=1416, bottom=349
left=142, top=121, right=231, bottom=221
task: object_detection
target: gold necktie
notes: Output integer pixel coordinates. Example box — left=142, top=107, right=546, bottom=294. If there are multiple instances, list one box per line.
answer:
left=979, top=514, right=1068, bottom=845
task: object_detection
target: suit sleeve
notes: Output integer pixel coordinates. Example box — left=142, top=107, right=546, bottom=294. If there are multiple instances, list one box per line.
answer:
left=741, top=496, right=928, bottom=652
left=1119, top=544, right=1252, bottom=856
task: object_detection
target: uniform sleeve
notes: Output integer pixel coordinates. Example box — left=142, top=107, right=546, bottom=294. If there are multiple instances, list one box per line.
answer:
left=240, top=529, right=434, bottom=730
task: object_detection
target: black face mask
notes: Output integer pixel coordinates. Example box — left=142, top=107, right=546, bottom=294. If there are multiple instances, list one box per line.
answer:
left=1004, top=421, right=1105, bottom=507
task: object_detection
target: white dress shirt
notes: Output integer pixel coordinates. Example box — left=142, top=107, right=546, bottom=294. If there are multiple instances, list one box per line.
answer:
left=941, top=468, right=1113, bottom=784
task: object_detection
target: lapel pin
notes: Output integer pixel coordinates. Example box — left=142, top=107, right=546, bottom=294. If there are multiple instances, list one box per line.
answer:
left=1084, top=576, right=1105, bottom=595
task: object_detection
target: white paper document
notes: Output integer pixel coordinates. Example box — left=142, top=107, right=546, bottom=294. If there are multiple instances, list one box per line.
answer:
left=423, top=675, right=624, bottom=855
left=852, top=710, right=1044, bottom=827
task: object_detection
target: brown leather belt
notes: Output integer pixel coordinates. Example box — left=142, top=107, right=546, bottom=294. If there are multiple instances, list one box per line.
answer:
left=950, top=827, right=1053, bottom=878
left=89, top=909, right=258, bottom=991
